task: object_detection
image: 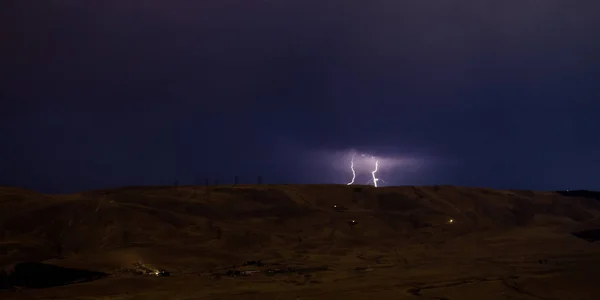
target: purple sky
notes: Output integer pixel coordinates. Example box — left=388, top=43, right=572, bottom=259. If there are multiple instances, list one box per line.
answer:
left=2, top=1, right=600, bottom=192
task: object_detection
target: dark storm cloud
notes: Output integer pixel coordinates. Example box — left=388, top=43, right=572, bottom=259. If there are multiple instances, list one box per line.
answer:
left=2, top=1, right=600, bottom=191
left=7, top=1, right=599, bottom=110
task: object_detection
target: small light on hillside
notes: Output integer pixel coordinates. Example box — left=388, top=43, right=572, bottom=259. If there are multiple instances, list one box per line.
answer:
left=448, top=218, right=454, bottom=224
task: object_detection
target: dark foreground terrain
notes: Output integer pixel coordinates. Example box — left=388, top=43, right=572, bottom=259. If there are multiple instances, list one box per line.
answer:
left=1, top=184, right=600, bottom=299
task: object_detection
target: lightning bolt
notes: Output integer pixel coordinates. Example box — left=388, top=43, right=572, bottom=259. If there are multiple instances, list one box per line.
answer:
left=347, top=153, right=356, bottom=185
left=371, top=158, right=379, bottom=187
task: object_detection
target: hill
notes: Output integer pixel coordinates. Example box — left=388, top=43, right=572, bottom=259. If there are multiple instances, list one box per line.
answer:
left=1, top=184, right=600, bottom=299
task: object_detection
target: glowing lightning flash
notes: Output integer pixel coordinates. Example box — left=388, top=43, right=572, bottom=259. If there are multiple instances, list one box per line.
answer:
left=347, top=154, right=356, bottom=185
left=371, top=159, right=379, bottom=187
left=347, top=153, right=382, bottom=187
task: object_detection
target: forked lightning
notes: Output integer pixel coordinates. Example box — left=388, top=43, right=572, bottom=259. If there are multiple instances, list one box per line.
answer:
left=347, top=153, right=356, bottom=185
left=347, top=152, right=381, bottom=187
left=371, top=159, right=379, bottom=187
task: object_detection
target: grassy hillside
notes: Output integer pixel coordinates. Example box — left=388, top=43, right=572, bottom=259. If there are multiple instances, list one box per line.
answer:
left=1, top=184, right=599, bottom=299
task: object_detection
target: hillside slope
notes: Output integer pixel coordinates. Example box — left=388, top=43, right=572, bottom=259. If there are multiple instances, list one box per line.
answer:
left=1, top=185, right=600, bottom=299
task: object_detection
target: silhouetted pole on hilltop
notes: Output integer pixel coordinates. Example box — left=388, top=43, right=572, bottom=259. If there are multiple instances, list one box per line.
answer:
left=234, top=175, right=238, bottom=185
left=257, top=175, right=262, bottom=185
left=214, top=179, right=219, bottom=186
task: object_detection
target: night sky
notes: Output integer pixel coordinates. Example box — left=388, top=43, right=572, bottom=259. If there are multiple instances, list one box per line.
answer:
left=2, top=1, right=600, bottom=193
